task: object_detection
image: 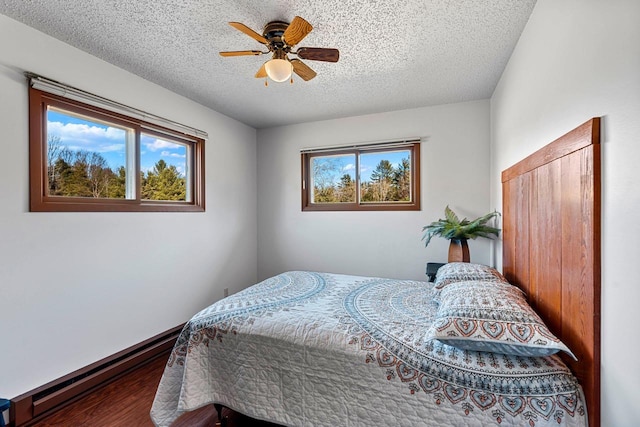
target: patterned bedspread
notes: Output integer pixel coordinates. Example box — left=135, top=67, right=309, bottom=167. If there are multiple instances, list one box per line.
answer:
left=151, top=271, right=587, bottom=427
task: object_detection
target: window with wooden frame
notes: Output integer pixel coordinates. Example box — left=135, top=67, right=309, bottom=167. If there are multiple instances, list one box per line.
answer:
left=301, top=140, right=420, bottom=211
left=28, top=75, right=205, bottom=212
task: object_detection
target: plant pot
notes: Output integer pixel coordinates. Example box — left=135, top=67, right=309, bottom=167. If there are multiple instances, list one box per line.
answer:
left=448, top=238, right=470, bottom=263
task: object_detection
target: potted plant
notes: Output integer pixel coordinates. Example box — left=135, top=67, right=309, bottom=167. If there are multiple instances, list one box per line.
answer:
left=421, top=206, right=501, bottom=262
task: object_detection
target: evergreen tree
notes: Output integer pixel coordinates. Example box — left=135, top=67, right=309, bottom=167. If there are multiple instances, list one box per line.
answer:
left=367, top=159, right=394, bottom=201
left=49, top=157, right=71, bottom=196
left=108, top=166, right=127, bottom=198
left=142, top=159, right=186, bottom=201
left=370, top=159, right=394, bottom=183
left=393, top=158, right=411, bottom=201
left=62, top=152, right=93, bottom=197
left=336, top=173, right=355, bottom=202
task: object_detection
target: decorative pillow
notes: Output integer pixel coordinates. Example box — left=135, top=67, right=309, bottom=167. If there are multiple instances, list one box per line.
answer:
left=427, top=280, right=577, bottom=360
left=433, top=262, right=508, bottom=290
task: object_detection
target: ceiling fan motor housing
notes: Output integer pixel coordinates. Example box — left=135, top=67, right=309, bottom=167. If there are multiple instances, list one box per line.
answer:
left=263, top=21, right=290, bottom=51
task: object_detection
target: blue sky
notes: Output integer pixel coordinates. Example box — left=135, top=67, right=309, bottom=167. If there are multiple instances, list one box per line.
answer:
left=312, top=150, right=411, bottom=184
left=47, top=109, right=187, bottom=176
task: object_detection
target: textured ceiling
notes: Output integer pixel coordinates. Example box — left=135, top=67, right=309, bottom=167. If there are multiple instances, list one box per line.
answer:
left=0, top=1, right=536, bottom=129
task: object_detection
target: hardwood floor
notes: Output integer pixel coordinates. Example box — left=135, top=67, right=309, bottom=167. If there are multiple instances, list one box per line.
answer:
left=30, top=355, right=218, bottom=427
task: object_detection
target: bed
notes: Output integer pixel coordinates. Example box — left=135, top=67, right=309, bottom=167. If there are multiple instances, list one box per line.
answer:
left=151, top=118, right=600, bottom=427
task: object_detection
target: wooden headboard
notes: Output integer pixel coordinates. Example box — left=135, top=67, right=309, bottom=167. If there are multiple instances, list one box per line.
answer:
left=501, top=118, right=601, bottom=427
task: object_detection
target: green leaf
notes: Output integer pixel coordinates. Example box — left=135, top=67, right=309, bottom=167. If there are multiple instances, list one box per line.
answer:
left=444, top=205, right=459, bottom=224
left=420, top=207, right=501, bottom=247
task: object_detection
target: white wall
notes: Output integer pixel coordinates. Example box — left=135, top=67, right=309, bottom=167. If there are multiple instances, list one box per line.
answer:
left=257, top=100, right=493, bottom=282
left=0, top=15, right=257, bottom=398
left=490, top=0, right=640, bottom=425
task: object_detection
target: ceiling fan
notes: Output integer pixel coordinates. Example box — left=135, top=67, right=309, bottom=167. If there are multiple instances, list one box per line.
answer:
left=219, top=16, right=339, bottom=85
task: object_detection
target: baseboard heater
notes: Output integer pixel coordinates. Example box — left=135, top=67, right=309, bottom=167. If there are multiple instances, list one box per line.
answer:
left=9, top=324, right=184, bottom=427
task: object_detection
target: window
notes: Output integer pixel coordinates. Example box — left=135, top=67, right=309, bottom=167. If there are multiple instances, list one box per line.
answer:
left=301, top=141, right=420, bottom=211
left=29, top=86, right=205, bottom=212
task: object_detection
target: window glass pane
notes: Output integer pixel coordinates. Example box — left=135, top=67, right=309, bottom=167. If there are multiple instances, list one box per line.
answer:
left=46, top=107, right=131, bottom=199
left=140, top=134, right=189, bottom=202
left=360, top=149, right=412, bottom=203
left=310, top=153, right=356, bottom=203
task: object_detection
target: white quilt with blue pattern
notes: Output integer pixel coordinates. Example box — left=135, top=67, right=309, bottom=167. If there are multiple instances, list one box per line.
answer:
left=151, top=271, right=588, bottom=427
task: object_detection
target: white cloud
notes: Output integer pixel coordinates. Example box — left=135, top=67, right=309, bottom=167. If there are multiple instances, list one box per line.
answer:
left=161, top=150, right=186, bottom=158
left=144, top=138, right=181, bottom=152
left=101, top=144, right=126, bottom=152
left=343, top=163, right=355, bottom=171
left=48, top=120, right=126, bottom=152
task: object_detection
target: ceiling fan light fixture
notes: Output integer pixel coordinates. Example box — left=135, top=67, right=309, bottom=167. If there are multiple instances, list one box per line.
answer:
left=265, top=58, right=292, bottom=82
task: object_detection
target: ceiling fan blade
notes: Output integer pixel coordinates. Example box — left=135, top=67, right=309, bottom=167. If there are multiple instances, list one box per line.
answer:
left=255, top=63, right=267, bottom=78
left=219, top=50, right=263, bottom=57
left=228, top=22, right=268, bottom=44
left=291, top=59, right=316, bottom=81
left=283, top=16, right=313, bottom=46
left=296, top=47, right=339, bottom=62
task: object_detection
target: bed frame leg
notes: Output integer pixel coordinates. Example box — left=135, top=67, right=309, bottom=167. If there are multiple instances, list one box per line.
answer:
left=214, top=404, right=223, bottom=427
